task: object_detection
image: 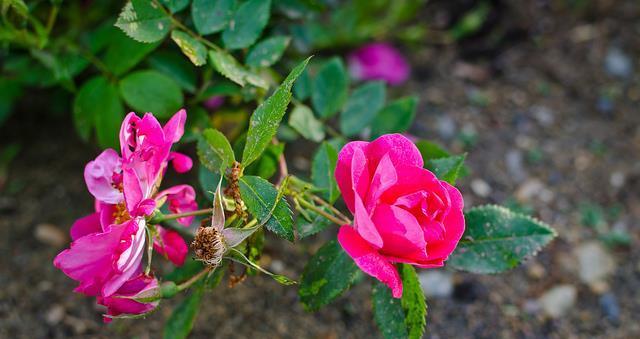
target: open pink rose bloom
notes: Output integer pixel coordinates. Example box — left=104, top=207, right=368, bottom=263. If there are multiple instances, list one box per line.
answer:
left=335, top=134, right=465, bottom=298
left=53, top=109, right=196, bottom=321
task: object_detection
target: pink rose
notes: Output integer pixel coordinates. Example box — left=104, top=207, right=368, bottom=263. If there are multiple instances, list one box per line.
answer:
left=335, top=134, right=465, bottom=298
left=203, top=95, right=225, bottom=111
left=97, top=274, right=159, bottom=323
left=54, top=109, right=196, bottom=312
left=347, top=43, right=410, bottom=86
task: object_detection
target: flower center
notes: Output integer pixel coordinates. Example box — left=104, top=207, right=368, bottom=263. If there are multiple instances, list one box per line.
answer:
left=192, top=227, right=226, bottom=268
left=113, top=202, right=132, bottom=224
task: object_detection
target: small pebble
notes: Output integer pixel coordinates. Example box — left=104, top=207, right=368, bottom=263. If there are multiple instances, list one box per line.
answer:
left=527, top=262, right=546, bottom=279
left=35, top=223, right=67, bottom=247
left=505, top=149, right=526, bottom=182
left=575, top=241, right=616, bottom=286
left=515, top=178, right=544, bottom=202
left=531, top=106, right=555, bottom=126
left=600, top=292, right=620, bottom=323
left=270, top=260, right=285, bottom=274
left=436, top=115, right=456, bottom=139
left=45, top=304, right=65, bottom=325
left=610, top=171, right=625, bottom=188
left=538, top=284, right=577, bottom=318
left=418, top=270, right=453, bottom=298
left=604, top=47, right=633, bottom=79
left=470, top=179, right=491, bottom=198
left=597, top=96, right=615, bottom=114
left=523, top=299, right=541, bottom=314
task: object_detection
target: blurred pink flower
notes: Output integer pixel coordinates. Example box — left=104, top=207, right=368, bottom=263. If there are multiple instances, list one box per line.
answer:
left=334, top=134, right=464, bottom=298
left=348, top=43, right=410, bottom=86
left=204, top=95, right=225, bottom=111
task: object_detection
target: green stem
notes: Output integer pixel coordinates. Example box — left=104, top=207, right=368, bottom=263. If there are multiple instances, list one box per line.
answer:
left=309, top=194, right=350, bottom=223
left=153, top=0, right=221, bottom=51
left=158, top=208, right=214, bottom=222
left=297, top=197, right=351, bottom=226
left=177, top=267, right=212, bottom=292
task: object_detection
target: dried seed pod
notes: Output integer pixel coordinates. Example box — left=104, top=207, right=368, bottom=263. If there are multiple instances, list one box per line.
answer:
left=191, top=227, right=226, bottom=268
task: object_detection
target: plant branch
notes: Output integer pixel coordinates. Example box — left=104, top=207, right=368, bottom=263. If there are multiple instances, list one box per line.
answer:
left=154, top=0, right=221, bottom=51
left=177, top=267, right=212, bottom=292
left=297, top=197, right=351, bottom=226
left=275, top=138, right=288, bottom=186
left=157, top=208, right=215, bottom=222
left=309, top=194, right=350, bottom=223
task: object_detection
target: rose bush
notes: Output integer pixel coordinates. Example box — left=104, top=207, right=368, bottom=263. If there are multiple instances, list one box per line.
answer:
left=335, top=134, right=465, bottom=297
left=0, top=1, right=559, bottom=337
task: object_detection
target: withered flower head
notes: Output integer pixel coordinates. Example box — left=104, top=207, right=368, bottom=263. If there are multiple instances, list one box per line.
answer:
left=191, top=178, right=257, bottom=267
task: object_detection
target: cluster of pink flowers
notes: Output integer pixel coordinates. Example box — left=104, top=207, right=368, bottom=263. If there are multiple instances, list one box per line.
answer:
left=335, top=134, right=465, bottom=297
left=54, top=109, right=197, bottom=321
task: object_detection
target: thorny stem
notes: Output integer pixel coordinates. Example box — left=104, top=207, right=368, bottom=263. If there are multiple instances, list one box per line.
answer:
left=297, top=197, right=351, bottom=226
left=309, top=194, right=350, bottom=223
left=177, top=266, right=212, bottom=292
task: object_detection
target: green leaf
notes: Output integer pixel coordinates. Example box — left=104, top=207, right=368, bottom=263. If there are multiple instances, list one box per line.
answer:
left=425, top=154, right=466, bottom=185
left=115, top=0, right=171, bottom=43
left=222, top=0, right=271, bottom=50
left=103, top=29, right=161, bottom=76
left=74, top=76, right=124, bottom=148
left=340, top=81, right=386, bottom=137
left=311, top=142, right=339, bottom=203
left=191, top=0, right=236, bottom=35
left=161, top=0, right=190, bottom=13
left=239, top=176, right=294, bottom=242
left=170, top=30, right=207, bottom=66
left=198, top=164, right=221, bottom=195
left=246, top=142, right=284, bottom=180
left=370, top=96, right=418, bottom=138
left=299, top=240, right=361, bottom=311
left=119, top=70, right=184, bottom=118
left=449, top=205, right=557, bottom=274
left=208, top=49, right=268, bottom=89
left=293, top=66, right=311, bottom=100
left=163, top=281, right=204, bottom=339
left=415, top=140, right=450, bottom=160
left=449, top=2, right=490, bottom=41
left=311, top=57, right=349, bottom=118
left=246, top=36, right=291, bottom=68
left=148, top=50, right=197, bottom=93
left=296, top=208, right=332, bottom=238
left=400, top=265, right=427, bottom=339
left=241, top=57, right=310, bottom=166
left=197, top=128, right=235, bottom=173
left=288, top=104, right=324, bottom=142
left=372, top=281, right=409, bottom=339
left=164, top=257, right=205, bottom=283
left=3, top=0, right=28, bottom=18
